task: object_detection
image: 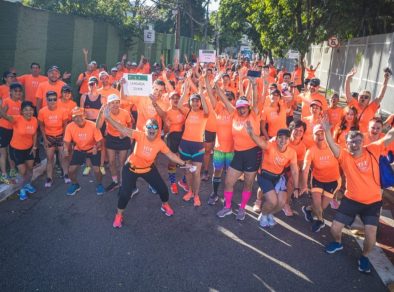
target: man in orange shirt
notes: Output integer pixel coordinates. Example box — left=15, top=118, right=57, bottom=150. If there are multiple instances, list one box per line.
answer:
left=322, top=117, right=394, bottom=274
left=304, top=61, right=320, bottom=83
left=17, top=63, right=48, bottom=105
left=298, top=78, right=328, bottom=118
left=76, top=63, right=96, bottom=96
left=292, top=63, right=303, bottom=92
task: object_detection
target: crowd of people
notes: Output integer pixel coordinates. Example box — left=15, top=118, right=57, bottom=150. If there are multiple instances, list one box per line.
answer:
left=0, top=50, right=393, bottom=275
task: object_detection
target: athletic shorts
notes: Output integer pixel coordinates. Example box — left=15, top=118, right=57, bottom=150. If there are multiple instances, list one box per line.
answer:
left=0, top=127, right=13, bottom=148
left=46, top=134, right=64, bottom=148
left=257, top=170, right=287, bottom=193
left=105, top=134, right=130, bottom=151
left=9, top=146, right=34, bottom=166
left=179, top=139, right=205, bottom=163
left=167, top=131, right=182, bottom=153
left=311, top=177, right=341, bottom=199
left=70, top=150, right=101, bottom=166
left=213, top=150, right=234, bottom=171
left=334, top=197, right=382, bottom=227
left=230, top=146, right=262, bottom=172
left=204, top=130, right=216, bottom=143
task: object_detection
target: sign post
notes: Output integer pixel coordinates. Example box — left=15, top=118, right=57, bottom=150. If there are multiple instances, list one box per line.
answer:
left=325, top=36, right=340, bottom=98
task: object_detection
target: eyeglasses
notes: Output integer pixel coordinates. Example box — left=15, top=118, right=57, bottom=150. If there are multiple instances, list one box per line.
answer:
left=47, top=98, right=57, bottom=102
left=346, top=139, right=362, bottom=145
left=359, top=95, right=370, bottom=100
left=146, top=124, right=159, bottom=130
left=88, top=82, right=97, bottom=86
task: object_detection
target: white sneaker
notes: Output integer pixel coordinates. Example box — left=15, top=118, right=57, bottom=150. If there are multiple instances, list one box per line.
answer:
left=267, top=214, right=277, bottom=227
left=258, top=214, right=269, bottom=228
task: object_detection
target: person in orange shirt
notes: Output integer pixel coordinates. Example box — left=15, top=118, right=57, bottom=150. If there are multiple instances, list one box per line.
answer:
left=177, top=76, right=209, bottom=207
left=327, top=93, right=343, bottom=132
left=109, top=67, right=118, bottom=86
left=298, top=78, right=328, bottom=118
left=38, top=91, right=68, bottom=188
left=261, top=89, right=287, bottom=140
left=322, top=117, right=394, bottom=274
left=138, top=55, right=151, bottom=74
left=0, top=71, right=16, bottom=100
left=292, top=64, right=303, bottom=92
left=301, top=124, right=341, bottom=232
left=0, top=101, right=38, bottom=200
left=63, top=107, right=104, bottom=196
left=59, top=85, right=77, bottom=122
left=303, top=61, right=320, bottom=83
left=333, top=106, right=359, bottom=147
left=364, top=117, right=385, bottom=146
left=216, top=78, right=262, bottom=221
left=302, top=100, right=323, bottom=148
left=76, top=63, right=96, bottom=96
left=344, top=68, right=390, bottom=132
left=0, top=83, right=23, bottom=183
left=103, top=111, right=192, bottom=227
left=96, top=94, right=132, bottom=192
left=247, top=127, right=299, bottom=227
left=17, top=63, right=48, bottom=105
left=97, top=71, right=120, bottom=101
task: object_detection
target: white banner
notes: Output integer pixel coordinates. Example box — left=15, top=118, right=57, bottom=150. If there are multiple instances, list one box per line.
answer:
left=123, top=74, right=152, bottom=97
left=199, top=50, right=216, bottom=63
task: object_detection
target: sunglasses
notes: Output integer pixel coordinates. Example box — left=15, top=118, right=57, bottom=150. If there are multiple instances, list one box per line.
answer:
left=13, top=89, right=23, bottom=92
left=88, top=82, right=97, bottom=86
left=310, top=84, right=319, bottom=87
left=359, top=95, right=370, bottom=100
left=146, top=124, right=159, bottom=130
left=47, top=98, right=57, bottom=102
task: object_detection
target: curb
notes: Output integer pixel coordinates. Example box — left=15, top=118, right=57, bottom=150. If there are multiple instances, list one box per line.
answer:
left=0, top=159, right=47, bottom=203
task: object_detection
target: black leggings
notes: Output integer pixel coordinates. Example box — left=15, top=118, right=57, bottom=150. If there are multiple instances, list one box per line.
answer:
left=117, top=163, right=169, bottom=209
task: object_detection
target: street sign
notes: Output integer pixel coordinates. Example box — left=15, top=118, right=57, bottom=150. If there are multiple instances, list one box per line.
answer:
left=144, top=29, right=155, bottom=44
left=199, top=50, right=216, bottom=63
left=123, top=73, right=152, bottom=97
left=287, top=49, right=300, bottom=59
left=328, top=36, right=340, bottom=48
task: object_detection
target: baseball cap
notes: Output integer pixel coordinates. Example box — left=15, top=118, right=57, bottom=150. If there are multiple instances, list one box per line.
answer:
left=47, top=65, right=60, bottom=73
left=61, top=84, right=72, bottom=92
left=46, top=90, right=57, bottom=98
left=88, top=76, right=98, bottom=84
left=310, top=78, right=320, bottom=86
left=313, top=124, right=324, bottom=135
left=90, top=61, right=97, bottom=65
left=131, top=62, right=137, bottom=66
left=99, top=71, right=109, bottom=78
left=310, top=100, right=323, bottom=108
left=190, top=94, right=201, bottom=100
left=277, top=128, right=291, bottom=137
left=111, top=67, right=118, bottom=72
left=10, top=82, right=23, bottom=91
left=107, top=94, right=120, bottom=103
left=71, top=107, right=84, bottom=118
left=235, top=99, right=250, bottom=108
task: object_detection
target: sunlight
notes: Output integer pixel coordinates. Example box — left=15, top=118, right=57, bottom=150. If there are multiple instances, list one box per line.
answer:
left=253, top=274, right=276, bottom=292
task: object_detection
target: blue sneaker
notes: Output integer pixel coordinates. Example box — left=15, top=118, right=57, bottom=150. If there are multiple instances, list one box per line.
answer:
left=19, top=188, right=28, bottom=201
left=66, top=184, right=81, bottom=196
left=325, top=242, right=343, bottom=254
left=302, top=206, right=314, bottom=223
left=96, top=184, right=105, bottom=196
left=24, top=183, right=36, bottom=194
left=148, top=185, right=157, bottom=194
left=312, top=220, right=325, bottom=232
left=358, top=256, right=371, bottom=274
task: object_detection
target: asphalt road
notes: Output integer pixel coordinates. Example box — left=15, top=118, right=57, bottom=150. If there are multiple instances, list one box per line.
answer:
left=0, top=154, right=387, bottom=292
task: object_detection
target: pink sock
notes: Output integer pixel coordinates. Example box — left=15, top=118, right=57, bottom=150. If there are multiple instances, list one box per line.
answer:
left=224, top=191, right=233, bottom=209
left=240, top=191, right=252, bottom=209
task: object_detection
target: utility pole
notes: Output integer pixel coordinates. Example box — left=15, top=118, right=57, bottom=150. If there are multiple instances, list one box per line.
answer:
left=174, top=1, right=181, bottom=61
left=215, top=12, right=220, bottom=55
left=203, top=0, right=209, bottom=49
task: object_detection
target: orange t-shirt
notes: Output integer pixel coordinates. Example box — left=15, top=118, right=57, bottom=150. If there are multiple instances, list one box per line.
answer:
left=63, top=120, right=103, bottom=151
left=300, top=91, right=328, bottom=118
left=97, top=87, right=120, bottom=102
left=333, top=125, right=353, bottom=148
left=10, top=115, right=38, bottom=150
left=305, top=144, right=340, bottom=182
left=327, top=107, right=343, bottom=131
left=165, top=107, right=185, bottom=133
left=289, top=139, right=306, bottom=162
left=261, top=101, right=287, bottom=137
left=292, top=68, right=302, bottom=86
left=77, top=71, right=95, bottom=94
left=232, top=110, right=260, bottom=151
left=17, top=74, right=48, bottom=104
left=140, top=63, right=151, bottom=74
left=204, top=95, right=217, bottom=132
left=58, top=99, right=77, bottom=121
left=36, top=80, right=66, bottom=107
left=363, top=132, right=384, bottom=146
left=338, top=141, right=385, bottom=204
left=106, top=108, right=132, bottom=137
left=261, top=141, right=297, bottom=175
left=182, top=110, right=208, bottom=143
left=302, top=115, right=321, bottom=149
left=305, top=68, right=316, bottom=79
left=127, top=130, right=170, bottom=173
left=0, top=98, right=21, bottom=129
left=348, top=99, right=379, bottom=133
left=38, top=106, right=68, bottom=136
left=0, top=85, right=10, bottom=100
left=214, top=102, right=234, bottom=152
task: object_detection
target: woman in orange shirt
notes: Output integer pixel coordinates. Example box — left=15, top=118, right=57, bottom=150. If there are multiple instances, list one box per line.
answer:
left=333, top=106, right=359, bottom=147
left=261, top=89, right=287, bottom=140
left=0, top=101, right=38, bottom=200
left=177, top=75, right=209, bottom=207
left=364, top=117, right=384, bottom=145
left=301, top=124, right=341, bottom=232
left=302, top=100, right=323, bottom=148
left=327, top=93, right=343, bottom=132
left=103, top=108, right=192, bottom=227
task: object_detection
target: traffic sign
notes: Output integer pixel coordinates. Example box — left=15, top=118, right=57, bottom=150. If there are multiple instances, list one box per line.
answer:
left=144, top=29, right=155, bottom=44
left=328, top=36, right=340, bottom=48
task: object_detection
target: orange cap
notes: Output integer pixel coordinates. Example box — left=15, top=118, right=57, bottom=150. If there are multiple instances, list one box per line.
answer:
left=71, top=107, right=84, bottom=118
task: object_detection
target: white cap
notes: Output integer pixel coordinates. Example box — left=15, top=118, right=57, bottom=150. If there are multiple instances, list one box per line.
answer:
left=107, top=94, right=120, bottom=103
left=235, top=99, right=250, bottom=108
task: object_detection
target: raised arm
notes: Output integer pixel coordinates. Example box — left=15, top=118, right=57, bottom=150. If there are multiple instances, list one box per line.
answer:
left=198, top=79, right=209, bottom=117
left=205, top=71, right=217, bottom=108
left=83, top=48, right=89, bottom=68
left=322, top=115, right=340, bottom=158
left=374, top=70, right=391, bottom=104
left=245, top=121, right=268, bottom=150
left=177, top=77, right=190, bottom=110
left=214, top=83, right=235, bottom=114
left=249, top=77, right=259, bottom=114
left=344, top=68, right=357, bottom=103
left=103, top=105, right=134, bottom=138
left=382, top=127, right=394, bottom=148
left=160, top=54, right=166, bottom=70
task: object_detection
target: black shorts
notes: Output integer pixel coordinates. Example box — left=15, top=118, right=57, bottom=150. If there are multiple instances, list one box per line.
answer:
left=311, top=177, right=341, bottom=198
left=230, top=146, right=262, bottom=172
left=46, top=134, right=64, bottom=148
left=334, top=197, right=382, bottom=227
left=167, top=131, right=182, bottom=153
left=179, top=139, right=205, bottom=163
left=204, top=130, right=216, bottom=143
left=257, top=170, right=287, bottom=193
left=70, top=150, right=101, bottom=166
left=9, top=146, right=34, bottom=166
left=0, top=127, right=13, bottom=148
left=105, top=134, right=130, bottom=151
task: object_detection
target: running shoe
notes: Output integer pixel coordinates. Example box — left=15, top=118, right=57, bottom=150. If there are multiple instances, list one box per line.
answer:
left=170, top=183, right=178, bottom=195
left=44, top=178, right=52, bottom=188
left=217, top=207, right=232, bottom=218
left=105, top=181, right=120, bottom=192
left=358, top=256, right=371, bottom=274
left=130, top=188, right=139, bottom=199
left=0, top=174, right=12, bottom=184
left=236, top=208, right=246, bottom=221
left=267, top=214, right=277, bottom=227
left=207, top=193, right=219, bottom=205
left=258, top=214, right=270, bottom=228
left=66, top=183, right=81, bottom=196
left=24, top=183, right=36, bottom=194
left=253, top=200, right=262, bottom=213
left=148, top=185, right=158, bottom=194
left=325, top=242, right=343, bottom=254
left=178, top=180, right=189, bottom=192
left=193, top=195, right=201, bottom=207
left=201, top=171, right=209, bottom=181
left=182, top=191, right=194, bottom=202
left=161, top=203, right=174, bottom=216
left=96, top=184, right=105, bottom=196
left=312, top=220, right=325, bottom=232
left=100, top=166, right=106, bottom=175
left=63, top=174, right=71, bottom=184
left=282, top=204, right=294, bottom=216
left=113, top=213, right=123, bottom=228
left=19, top=188, right=28, bottom=201
left=82, top=166, right=91, bottom=176
left=9, top=168, right=18, bottom=178
left=302, top=206, right=314, bottom=223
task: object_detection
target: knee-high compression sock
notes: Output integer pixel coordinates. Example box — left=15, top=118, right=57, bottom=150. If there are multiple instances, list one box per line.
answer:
left=212, top=177, right=221, bottom=196
left=224, top=191, right=233, bottom=209
left=168, top=166, right=176, bottom=184
left=240, top=191, right=252, bottom=209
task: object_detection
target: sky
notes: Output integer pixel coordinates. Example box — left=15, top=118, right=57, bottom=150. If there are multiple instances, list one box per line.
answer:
left=144, top=0, right=219, bottom=12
